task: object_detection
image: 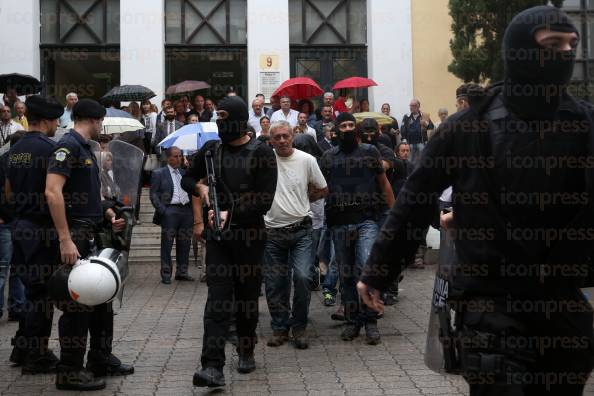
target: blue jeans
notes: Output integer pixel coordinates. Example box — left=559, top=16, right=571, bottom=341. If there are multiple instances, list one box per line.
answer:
left=331, top=220, right=379, bottom=326
left=409, top=142, right=425, bottom=166
left=264, top=226, right=313, bottom=332
left=310, top=228, right=322, bottom=268
left=320, top=227, right=339, bottom=297
left=0, top=224, right=25, bottom=316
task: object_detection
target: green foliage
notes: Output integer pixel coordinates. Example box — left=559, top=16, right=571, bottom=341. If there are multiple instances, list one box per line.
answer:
left=448, top=0, right=565, bottom=83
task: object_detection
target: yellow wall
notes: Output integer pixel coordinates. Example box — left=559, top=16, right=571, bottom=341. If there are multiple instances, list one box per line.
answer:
left=411, top=0, right=463, bottom=120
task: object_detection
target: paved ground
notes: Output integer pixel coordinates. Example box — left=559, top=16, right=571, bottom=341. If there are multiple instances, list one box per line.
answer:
left=1, top=263, right=593, bottom=396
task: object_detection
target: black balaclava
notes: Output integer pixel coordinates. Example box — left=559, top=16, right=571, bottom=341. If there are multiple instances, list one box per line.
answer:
left=502, top=6, right=578, bottom=120
left=360, top=118, right=379, bottom=146
left=335, top=112, right=358, bottom=153
left=216, top=96, right=249, bottom=144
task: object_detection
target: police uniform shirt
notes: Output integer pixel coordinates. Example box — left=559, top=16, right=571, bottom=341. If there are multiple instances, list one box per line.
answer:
left=319, top=143, right=384, bottom=226
left=47, top=130, right=102, bottom=221
left=7, top=132, right=57, bottom=219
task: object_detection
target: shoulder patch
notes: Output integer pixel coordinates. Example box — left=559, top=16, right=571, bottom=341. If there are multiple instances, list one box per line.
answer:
left=54, top=148, right=70, bottom=162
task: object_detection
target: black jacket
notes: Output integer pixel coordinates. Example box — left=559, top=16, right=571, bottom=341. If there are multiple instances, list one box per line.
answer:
left=181, top=138, right=277, bottom=228
left=362, top=84, right=594, bottom=298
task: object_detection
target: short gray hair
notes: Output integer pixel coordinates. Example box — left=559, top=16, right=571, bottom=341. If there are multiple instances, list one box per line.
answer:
left=66, top=92, right=78, bottom=100
left=324, top=92, right=334, bottom=99
left=438, top=108, right=449, bottom=115
left=270, top=121, right=292, bottom=135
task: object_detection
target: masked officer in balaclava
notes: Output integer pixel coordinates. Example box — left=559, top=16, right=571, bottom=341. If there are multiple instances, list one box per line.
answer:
left=182, top=96, right=277, bottom=388
left=358, top=6, right=594, bottom=395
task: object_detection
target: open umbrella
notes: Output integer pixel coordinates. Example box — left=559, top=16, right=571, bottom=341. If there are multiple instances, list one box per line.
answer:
left=0, top=73, right=41, bottom=95
left=272, top=77, right=324, bottom=100
left=353, top=112, right=394, bottom=127
left=158, top=122, right=219, bottom=151
left=106, top=108, right=133, bottom=118
left=101, top=85, right=156, bottom=103
left=332, top=77, right=378, bottom=90
left=67, top=117, right=144, bottom=135
left=166, top=81, right=211, bottom=96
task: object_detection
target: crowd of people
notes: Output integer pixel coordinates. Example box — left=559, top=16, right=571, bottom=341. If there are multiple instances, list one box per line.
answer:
left=2, top=6, right=594, bottom=395
left=0, top=83, right=444, bottom=390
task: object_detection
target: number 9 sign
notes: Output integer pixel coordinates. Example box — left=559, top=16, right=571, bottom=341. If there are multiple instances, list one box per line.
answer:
left=260, top=55, right=278, bottom=70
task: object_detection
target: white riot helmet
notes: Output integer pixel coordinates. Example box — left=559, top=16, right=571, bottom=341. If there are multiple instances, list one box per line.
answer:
left=68, top=248, right=127, bottom=306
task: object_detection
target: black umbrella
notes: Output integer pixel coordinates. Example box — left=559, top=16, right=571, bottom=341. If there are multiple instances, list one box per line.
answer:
left=0, top=73, right=41, bottom=95
left=101, top=85, right=156, bottom=102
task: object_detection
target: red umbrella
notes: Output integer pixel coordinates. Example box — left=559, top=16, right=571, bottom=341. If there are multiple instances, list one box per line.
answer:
left=272, top=77, right=324, bottom=100
left=332, top=77, right=378, bottom=90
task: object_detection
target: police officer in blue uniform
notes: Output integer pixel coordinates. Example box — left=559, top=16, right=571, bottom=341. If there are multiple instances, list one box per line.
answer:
left=5, top=96, right=63, bottom=374
left=45, top=99, right=134, bottom=391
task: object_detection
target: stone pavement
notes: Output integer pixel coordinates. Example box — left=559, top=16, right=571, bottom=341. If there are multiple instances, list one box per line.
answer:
left=1, top=264, right=593, bottom=396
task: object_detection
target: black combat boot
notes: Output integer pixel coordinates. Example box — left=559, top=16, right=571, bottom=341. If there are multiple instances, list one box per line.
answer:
left=193, top=367, right=225, bottom=387
left=9, top=337, right=27, bottom=366
left=56, top=365, right=106, bottom=391
left=237, top=353, right=256, bottom=374
left=86, top=350, right=134, bottom=377
left=22, top=349, right=59, bottom=374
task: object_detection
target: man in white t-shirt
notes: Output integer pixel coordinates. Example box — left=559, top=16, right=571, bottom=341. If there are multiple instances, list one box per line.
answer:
left=270, top=96, right=299, bottom=127
left=264, top=120, right=328, bottom=350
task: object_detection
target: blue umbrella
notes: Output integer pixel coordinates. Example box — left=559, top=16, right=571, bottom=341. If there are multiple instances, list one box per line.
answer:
left=158, top=122, right=220, bottom=151
left=106, top=108, right=133, bottom=118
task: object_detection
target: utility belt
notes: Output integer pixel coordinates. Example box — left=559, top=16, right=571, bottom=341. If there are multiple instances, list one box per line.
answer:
left=437, top=300, right=536, bottom=381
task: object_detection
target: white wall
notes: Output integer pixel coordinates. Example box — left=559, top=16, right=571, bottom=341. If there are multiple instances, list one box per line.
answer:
left=247, top=0, right=290, bottom=103
left=0, top=0, right=40, bottom=78
left=367, top=0, right=414, bottom=118
left=120, top=0, right=165, bottom=105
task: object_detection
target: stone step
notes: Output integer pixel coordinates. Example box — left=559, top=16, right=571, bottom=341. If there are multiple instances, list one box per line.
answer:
left=132, top=226, right=159, bottom=233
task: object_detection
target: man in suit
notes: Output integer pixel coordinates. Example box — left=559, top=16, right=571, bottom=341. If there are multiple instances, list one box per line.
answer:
left=190, top=95, right=212, bottom=122
left=153, top=106, right=183, bottom=154
left=317, top=121, right=335, bottom=153
left=150, top=146, right=194, bottom=284
left=255, top=94, right=271, bottom=115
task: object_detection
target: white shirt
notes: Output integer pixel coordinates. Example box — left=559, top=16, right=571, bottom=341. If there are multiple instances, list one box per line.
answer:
left=60, top=107, right=72, bottom=128
left=142, top=112, right=158, bottom=135
left=270, top=109, right=300, bottom=128
left=167, top=165, right=190, bottom=205
left=248, top=110, right=266, bottom=134
left=298, top=124, right=317, bottom=142
left=310, top=199, right=324, bottom=230
left=166, top=120, right=176, bottom=136
left=264, top=149, right=327, bottom=228
left=0, top=120, right=23, bottom=147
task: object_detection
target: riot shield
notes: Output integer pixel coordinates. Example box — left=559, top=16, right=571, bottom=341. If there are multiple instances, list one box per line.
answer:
left=107, top=139, right=144, bottom=208
left=425, top=227, right=458, bottom=374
